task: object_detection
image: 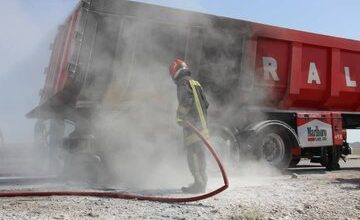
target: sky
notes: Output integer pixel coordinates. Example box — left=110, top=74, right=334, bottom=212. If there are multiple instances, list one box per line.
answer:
left=0, top=0, right=360, bottom=143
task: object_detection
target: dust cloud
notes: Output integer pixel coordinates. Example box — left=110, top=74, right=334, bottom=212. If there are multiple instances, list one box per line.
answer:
left=0, top=0, right=77, bottom=177
left=64, top=0, right=279, bottom=190
left=1, top=0, right=279, bottom=191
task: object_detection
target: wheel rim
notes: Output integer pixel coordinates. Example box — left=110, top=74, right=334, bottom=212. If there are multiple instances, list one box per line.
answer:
left=260, top=133, right=285, bottom=165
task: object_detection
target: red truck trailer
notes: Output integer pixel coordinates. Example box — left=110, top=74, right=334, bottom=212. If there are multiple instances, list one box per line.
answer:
left=28, top=0, right=359, bottom=172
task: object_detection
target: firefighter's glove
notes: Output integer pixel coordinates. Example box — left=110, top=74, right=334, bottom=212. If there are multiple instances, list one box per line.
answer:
left=176, top=118, right=186, bottom=127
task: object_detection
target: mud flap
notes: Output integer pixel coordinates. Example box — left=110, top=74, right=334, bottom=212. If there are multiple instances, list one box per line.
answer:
left=326, top=146, right=341, bottom=170
left=319, top=146, right=341, bottom=170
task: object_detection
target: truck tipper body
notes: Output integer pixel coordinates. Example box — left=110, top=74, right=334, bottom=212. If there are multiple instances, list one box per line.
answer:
left=28, top=0, right=359, bottom=170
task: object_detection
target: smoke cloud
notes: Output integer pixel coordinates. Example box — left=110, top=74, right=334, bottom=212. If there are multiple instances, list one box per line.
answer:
left=1, top=0, right=280, bottom=191
left=54, top=0, right=279, bottom=190
left=0, top=0, right=77, bottom=143
left=0, top=0, right=76, bottom=178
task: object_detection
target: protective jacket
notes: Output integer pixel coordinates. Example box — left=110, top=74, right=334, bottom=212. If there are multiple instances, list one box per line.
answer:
left=175, top=71, right=209, bottom=146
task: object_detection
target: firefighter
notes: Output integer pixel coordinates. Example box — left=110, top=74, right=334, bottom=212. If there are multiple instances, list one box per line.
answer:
left=169, top=59, right=209, bottom=194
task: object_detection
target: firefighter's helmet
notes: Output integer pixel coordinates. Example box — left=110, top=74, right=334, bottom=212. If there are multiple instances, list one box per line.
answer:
left=169, top=59, right=189, bottom=80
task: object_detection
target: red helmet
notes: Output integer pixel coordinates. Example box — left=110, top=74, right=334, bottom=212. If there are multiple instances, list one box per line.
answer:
left=169, top=59, right=189, bottom=80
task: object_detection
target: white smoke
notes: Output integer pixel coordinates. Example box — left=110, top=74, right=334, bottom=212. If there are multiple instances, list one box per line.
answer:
left=0, top=0, right=77, bottom=177
left=58, top=0, right=281, bottom=190
left=0, top=0, right=281, bottom=189
left=0, top=0, right=77, bottom=143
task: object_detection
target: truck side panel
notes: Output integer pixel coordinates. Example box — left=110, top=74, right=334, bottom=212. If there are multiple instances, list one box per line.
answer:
left=41, top=7, right=81, bottom=101
left=251, top=23, right=360, bottom=111
left=31, top=1, right=360, bottom=119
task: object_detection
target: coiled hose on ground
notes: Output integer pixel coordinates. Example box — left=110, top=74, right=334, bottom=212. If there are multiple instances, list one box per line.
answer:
left=0, top=121, right=229, bottom=203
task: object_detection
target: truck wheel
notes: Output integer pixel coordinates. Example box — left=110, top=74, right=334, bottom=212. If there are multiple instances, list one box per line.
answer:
left=34, top=119, right=64, bottom=173
left=319, top=146, right=340, bottom=170
left=209, top=124, right=240, bottom=167
left=34, top=120, right=49, bottom=149
left=252, top=126, right=293, bottom=169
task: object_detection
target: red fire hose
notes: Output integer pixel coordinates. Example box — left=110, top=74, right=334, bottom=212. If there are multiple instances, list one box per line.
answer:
left=0, top=121, right=229, bottom=203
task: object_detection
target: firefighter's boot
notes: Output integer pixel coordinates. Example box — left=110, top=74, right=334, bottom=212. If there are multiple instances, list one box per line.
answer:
left=182, top=145, right=207, bottom=194
left=181, top=181, right=206, bottom=194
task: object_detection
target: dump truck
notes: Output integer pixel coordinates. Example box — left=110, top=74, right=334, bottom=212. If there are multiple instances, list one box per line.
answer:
left=28, top=0, right=359, bottom=172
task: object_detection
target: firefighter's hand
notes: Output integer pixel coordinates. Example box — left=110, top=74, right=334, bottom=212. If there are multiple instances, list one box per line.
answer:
left=176, top=118, right=186, bottom=127
left=176, top=106, right=189, bottom=127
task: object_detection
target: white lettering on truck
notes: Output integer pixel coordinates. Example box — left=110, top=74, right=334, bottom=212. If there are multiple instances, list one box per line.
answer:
left=344, top=66, right=357, bottom=87
left=262, top=57, right=280, bottom=81
left=307, top=62, right=321, bottom=84
left=261, top=57, right=358, bottom=88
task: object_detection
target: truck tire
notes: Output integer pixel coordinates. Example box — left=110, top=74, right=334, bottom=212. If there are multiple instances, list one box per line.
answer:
left=319, top=146, right=340, bottom=170
left=252, top=126, right=294, bottom=169
left=209, top=124, right=240, bottom=167
left=34, top=119, right=64, bottom=173
left=34, top=120, right=49, bottom=149
left=326, top=146, right=341, bottom=171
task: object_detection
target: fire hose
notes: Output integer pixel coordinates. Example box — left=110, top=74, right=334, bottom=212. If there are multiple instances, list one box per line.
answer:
left=0, top=121, right=229, bottom=203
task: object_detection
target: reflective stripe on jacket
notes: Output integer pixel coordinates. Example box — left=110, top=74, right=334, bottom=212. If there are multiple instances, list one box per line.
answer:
left=175, top=74, right=209, bottom=146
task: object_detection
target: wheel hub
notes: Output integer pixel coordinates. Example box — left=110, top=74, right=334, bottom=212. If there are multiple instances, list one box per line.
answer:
left=261, top=133, right=285, bottom=164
